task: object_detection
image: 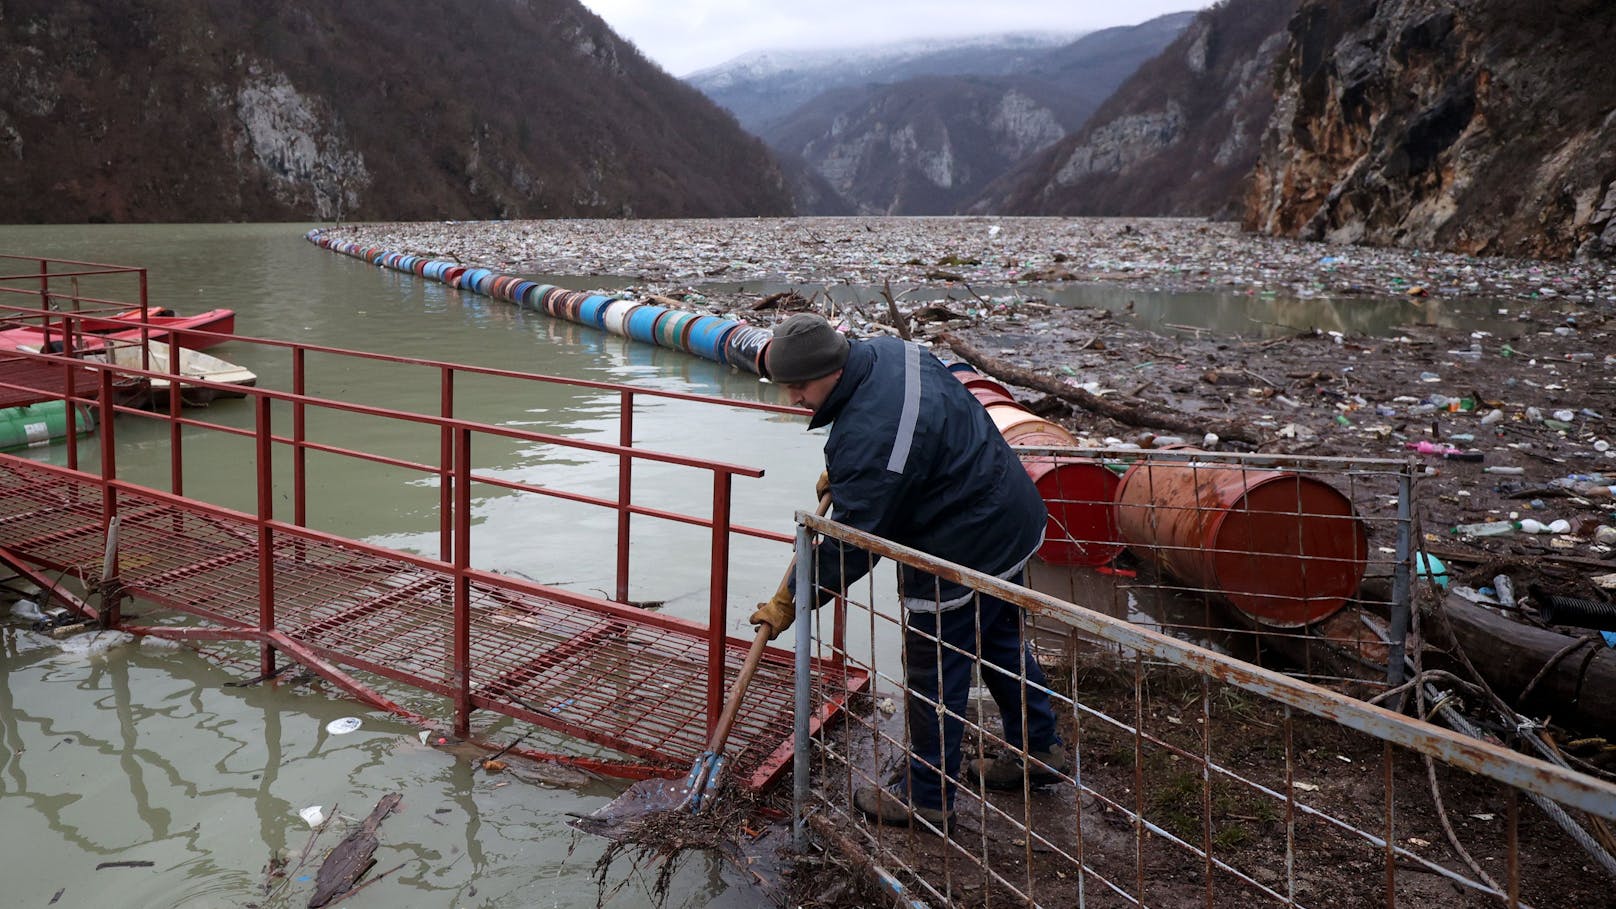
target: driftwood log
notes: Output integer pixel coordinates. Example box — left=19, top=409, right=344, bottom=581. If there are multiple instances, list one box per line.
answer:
left=308, top=792, right=402, bottom=908
left=1426, top=595, right=1616, bottom=733
left=939, top=332, right=1265, bottom=446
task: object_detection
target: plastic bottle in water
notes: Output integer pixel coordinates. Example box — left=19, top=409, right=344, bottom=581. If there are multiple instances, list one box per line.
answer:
left=1451, top=521, right=1514, bottom=536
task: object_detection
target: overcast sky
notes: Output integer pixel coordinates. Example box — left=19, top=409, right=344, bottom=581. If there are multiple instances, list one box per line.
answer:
left=578, top=1, right=1216, bottom=77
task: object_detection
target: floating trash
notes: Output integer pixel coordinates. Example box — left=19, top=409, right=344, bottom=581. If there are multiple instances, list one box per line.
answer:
left=326, top=717, right=362, bottom=735
left=299, top=805, right=326, bottom=827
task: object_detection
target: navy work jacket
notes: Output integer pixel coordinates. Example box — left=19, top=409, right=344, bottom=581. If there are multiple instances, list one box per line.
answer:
left=801, top=337, right=1046, bottom=612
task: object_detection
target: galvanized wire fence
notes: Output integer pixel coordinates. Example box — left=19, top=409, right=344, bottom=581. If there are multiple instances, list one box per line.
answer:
left=789, top=450, right=1616, bottom=908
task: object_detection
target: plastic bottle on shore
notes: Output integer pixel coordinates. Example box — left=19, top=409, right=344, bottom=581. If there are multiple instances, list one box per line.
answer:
left=1513, top=518, right=1571, bottom=534
left=1551, top=473, right=1609, bottom=488
left=1483, top=466, right=1525, bottom=475
left=1571, top=482, right=1616, bottom=499
left=1452, top=521, right=1515, bottom=537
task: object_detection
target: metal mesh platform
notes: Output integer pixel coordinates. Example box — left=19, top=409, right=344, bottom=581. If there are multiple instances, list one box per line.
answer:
left=0, top=352, right=104, bottom=408
left=0, top=455, right=865, bottom=783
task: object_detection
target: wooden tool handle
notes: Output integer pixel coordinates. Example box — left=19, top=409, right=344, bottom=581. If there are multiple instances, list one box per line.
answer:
left=706, top=491, right=832, bottom=753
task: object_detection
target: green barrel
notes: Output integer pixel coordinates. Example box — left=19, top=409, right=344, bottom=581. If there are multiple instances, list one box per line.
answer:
left=0, top=401, right=94, bottom=451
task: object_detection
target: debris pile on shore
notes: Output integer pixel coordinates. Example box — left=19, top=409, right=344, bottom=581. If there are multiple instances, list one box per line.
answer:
left=318, top=216, right=1616, bottom=596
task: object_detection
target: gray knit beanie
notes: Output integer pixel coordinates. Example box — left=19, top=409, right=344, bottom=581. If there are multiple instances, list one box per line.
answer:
left=766, top=314, right=850, bottom=383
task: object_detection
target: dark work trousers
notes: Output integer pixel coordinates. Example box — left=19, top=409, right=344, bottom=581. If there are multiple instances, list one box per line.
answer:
left=901, top=573, right=1061, bottom=812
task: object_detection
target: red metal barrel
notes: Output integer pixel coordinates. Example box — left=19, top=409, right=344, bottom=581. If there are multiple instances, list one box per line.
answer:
left=1023, top=457, right=1123, bottom=566
left=1112, top=460, right=1367, bottom=627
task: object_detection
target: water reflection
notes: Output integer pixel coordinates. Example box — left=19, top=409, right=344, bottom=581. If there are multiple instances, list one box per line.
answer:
left=0, top=624, right=664, bottom=908
left=697, top=279, right=1520, bottom=338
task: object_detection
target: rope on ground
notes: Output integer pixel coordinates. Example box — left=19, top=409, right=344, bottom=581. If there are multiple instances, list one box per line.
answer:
left=1517, top=632, right=1601, bottom=704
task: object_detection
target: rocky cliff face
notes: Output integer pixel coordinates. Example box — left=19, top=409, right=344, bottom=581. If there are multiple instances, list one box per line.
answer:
left=760, top=15, right=1194, bottom=216
left=0, top=0, right=791, bottom=222
left=765, top=77, right=1081, bottom=216
left=687, top=33, right=1078, bottom=137
left=1246, top=0, right=1616, bottom=261
left=976, top=0, right=1298, bottom=217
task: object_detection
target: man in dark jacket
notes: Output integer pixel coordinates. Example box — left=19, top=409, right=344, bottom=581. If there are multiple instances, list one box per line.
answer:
left=750, top=313, right=1065, bottom=831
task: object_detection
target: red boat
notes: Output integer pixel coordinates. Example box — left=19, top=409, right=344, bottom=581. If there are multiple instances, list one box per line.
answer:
left=0, top=307, right=236, bottom=353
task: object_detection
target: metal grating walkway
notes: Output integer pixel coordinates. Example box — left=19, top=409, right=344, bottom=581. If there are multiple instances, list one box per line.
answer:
left=0, top=455, right=865, bottom=784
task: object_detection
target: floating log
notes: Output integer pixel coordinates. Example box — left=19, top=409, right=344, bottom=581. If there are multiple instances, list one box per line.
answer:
left=308, top=792, right=402, bottom=908
left=939, top=332, right=1264, bottom=445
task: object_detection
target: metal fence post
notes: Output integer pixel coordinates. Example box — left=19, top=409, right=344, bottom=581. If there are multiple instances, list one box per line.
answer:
left=1387, top=466, right=1413, bottom=684
left=706, top=471, right=734, bottom=736
left=793, top=516, right=813, bottom=851
left=616, top=389, right=634, bottom=603
left=255, top=395, right=276, bottom=678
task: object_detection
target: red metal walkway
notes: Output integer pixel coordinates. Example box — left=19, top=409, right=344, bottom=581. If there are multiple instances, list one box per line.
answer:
left=0, top=457, right=865, bottom=784
left=0, top=255, right=865, bottom=786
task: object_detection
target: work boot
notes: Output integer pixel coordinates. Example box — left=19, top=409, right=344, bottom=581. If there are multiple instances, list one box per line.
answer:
left=853, top=784, right=948, bottom=830
left=968, top=743, right=1068, bottom=791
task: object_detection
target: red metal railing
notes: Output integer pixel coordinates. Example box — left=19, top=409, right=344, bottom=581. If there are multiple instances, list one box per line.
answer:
left=0, top=261, right=857, bottom=780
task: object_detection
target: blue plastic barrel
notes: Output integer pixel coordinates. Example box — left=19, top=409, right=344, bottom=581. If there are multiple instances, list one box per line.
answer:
left=625, top=305, right=668, bottom=344
left=685, top=316, right=741, bottom=363
left=577, top=294, right=613, bottom=329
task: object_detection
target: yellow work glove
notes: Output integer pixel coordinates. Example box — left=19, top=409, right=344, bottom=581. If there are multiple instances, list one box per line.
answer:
left=749, top=586, right=796, bottom=640
left=816, top=470, right=830, bottom=502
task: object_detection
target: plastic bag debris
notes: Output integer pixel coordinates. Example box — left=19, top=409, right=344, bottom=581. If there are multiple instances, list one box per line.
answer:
left=326, top=717, right=362, bottom=735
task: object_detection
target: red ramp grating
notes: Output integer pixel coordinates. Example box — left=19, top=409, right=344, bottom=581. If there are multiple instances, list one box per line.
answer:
left=0, top=455, right=866, bottom=784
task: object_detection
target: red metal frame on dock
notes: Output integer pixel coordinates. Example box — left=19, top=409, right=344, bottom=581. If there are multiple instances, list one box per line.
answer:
left=0, top=256, right=866, bottom=787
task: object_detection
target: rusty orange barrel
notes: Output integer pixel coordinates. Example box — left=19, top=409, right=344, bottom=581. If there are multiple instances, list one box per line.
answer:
left=986, top=404, right=1079, bottom=446
left=1112, top=459, right=1367, bottom=627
